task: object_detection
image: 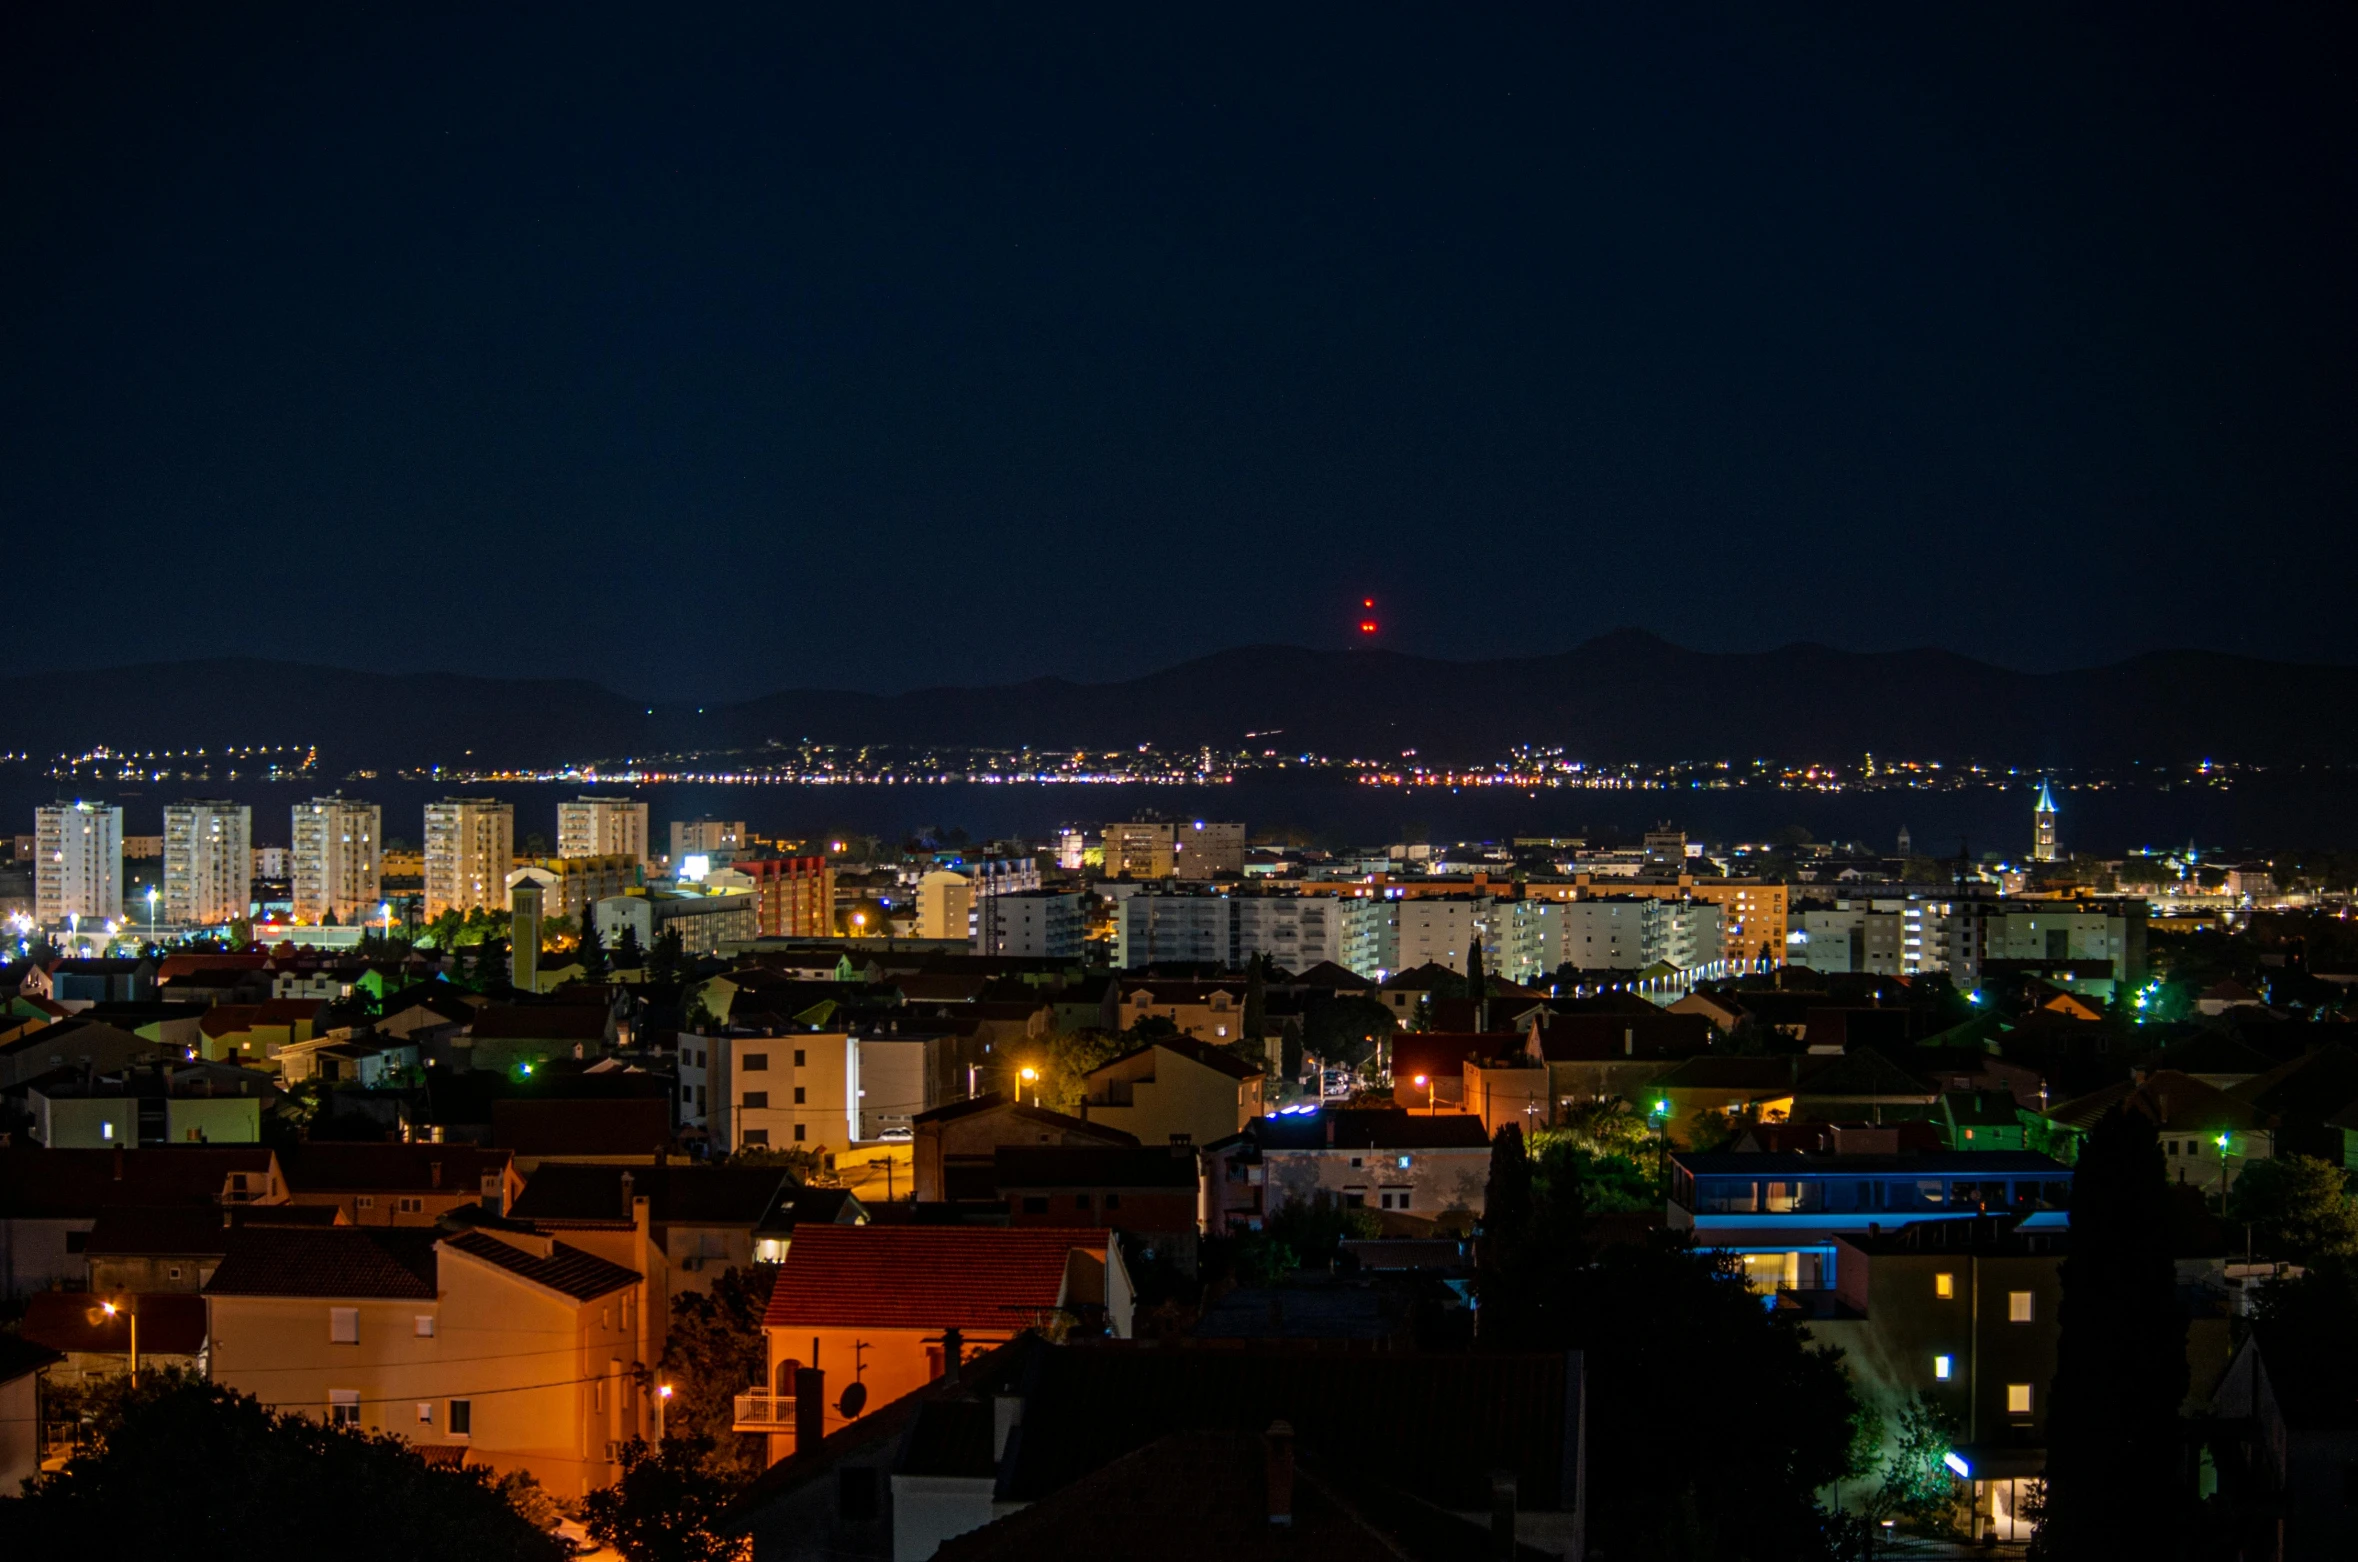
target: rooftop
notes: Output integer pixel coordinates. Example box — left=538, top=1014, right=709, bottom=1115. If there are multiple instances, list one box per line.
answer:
left=440, top=1230, right=640, bottom=1301
left=205, top=1225, right=440, bottom=1299
left=764, top=1224, right=1102, bottom=1331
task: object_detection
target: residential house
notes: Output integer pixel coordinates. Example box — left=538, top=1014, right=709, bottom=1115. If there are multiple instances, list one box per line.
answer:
left=1523, top=1008, right=1716, bottom=1114
left=992, top=1145, right=1200, bottom=1235
left=1388, top=1032, right=1524, bottom=1113
left=750, top=1184, right=869, bottom=1264
left=24, top=1060, right=273, bottom=1146
left=2229, top=1044, right=2358, bottom=1163
left=82, top=1202, right=340, bottom=1293
left=727, top=1339, right=1584, bottom=1562
left=509, top=1162, right=795, bottom=1292
left=913, top=1093, right=1140, bottom=1203
left=205, top=1218, right=657, bottom=1497
left=2206, top=1330, right=2358, bottom=1561
left=277, top=1143, right=517, bottom=1226
left=2044, top=1070, right=2275, bottom=1183
left=681, top=1029, right=856, bottom=1155
left=47, top=958, right=157, bottom=1006
left=491, top=1095, right=675, bottom=1171
left=0, top=1335, right=59, bottom=1493
left=0, top=1018, right=158, bottom=1090
left=1202, top=1109, right=1493, bottom=1235
left=1081, top=1038, right=1265, bottom=1149
left=195, top=998, right=330, bottom=1065
left=755, top=1226, right=1128, bottom=1464
left=1109, top=982, right=1250, bottom=1045
left=1813, top=1215, right=2066, bottom=1544
left=1942, top=1090, right=2034, bottom=1151
left=0, top=1147, right=287, bottom=1297
left=466, top=1002, right=613, bottom=1074
left=1668, top=1149, right=2072, bottom=1297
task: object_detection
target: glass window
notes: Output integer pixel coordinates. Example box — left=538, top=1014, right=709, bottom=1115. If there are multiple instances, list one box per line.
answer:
left=743, top=1053, right=769, bottom=1071
left=1934, top=1355, right=1953, bottom=1381
left=793, top=1049, right=807, bottom=1067
left=2009, top=1291, right=2034, bottom=1323
left=741, top=1129, right=770, bottom=1147
left=1934, top=1272, right=1955, bottom=1300
left=414, top=1316, right=435, bottom=1337
left=330, top=1307, right=360, bottom=1344
left=793, top=1124, right=806, bottom=1142
left=449, top=1399, right=472, bottom=1436
left=742, top=1092, right=768, bottom=1110
left=329, top=1390, right=360, bottom=1428
left=2007, top=1383, right=2033, bottom=1415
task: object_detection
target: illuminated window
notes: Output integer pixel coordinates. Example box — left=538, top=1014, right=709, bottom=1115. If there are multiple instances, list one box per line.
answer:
left=2009, top=1291, right=2034, bottom=1323
left=1934, top=1272, right=1955, bottom=1300
left=2007, top=1383, right=2033, bottom=1415
left=329, top=1390, right=361, bottom=1428
left=1934, top=1355, right=1953, bottom=1381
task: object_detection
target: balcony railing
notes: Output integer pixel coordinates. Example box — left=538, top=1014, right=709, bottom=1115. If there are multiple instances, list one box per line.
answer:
left=732, top=1392, right=796, bottom=1433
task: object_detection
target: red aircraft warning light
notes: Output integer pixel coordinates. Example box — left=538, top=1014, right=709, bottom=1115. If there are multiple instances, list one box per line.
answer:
left=1359, top=598, right=1378, bottom=637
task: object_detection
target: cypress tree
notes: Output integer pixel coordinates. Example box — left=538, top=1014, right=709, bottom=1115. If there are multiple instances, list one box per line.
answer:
left=614, top=923, right=646, bottom=974
left=1465, top=936, right=1487, bottom=1002
left=578, top=909, right=610, bottom=980
left=2033, top=1104, right=2189, bottom=1560
left=1478, top=1123, right=1535, bottom=1343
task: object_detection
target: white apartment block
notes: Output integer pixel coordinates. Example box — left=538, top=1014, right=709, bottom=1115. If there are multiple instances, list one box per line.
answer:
left=1794, top=899, right=1950, bottom=977
left=292, top=797, right=383, bottom=925
left=424, top=798, right=514, bottom=919
left=1173, top=820, right=1246, bottom=879
left=557, top=795, right=649, bottom=866
left=1557, top=898, right=1665, bottom=972
left=35, top=801, right=123, bottom=925
left=668, top=819, right=744, bottom=865
left=974, top=890, right=1084, bottom=958
left=163, top=800, right=252, bottom=926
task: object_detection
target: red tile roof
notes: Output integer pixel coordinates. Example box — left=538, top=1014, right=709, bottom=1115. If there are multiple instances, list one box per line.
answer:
left=471, top=1004, right=610, bottom=1042
left=764, top=1224, right=1102, bottom=1331
left=440, top=1231, right=639, bottom=1302
left=204, top=1226, right=440, bottom=1299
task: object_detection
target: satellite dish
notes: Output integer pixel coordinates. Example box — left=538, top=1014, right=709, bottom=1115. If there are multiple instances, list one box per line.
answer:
left=837, top=1381, right=868, bottom=1419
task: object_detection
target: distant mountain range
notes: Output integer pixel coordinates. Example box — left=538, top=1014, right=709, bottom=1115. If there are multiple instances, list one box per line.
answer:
left=5, top=633, right=2352, bottom=772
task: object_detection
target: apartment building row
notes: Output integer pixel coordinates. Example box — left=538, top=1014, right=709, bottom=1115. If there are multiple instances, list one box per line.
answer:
left=1790, top=896, right=2148, bottom=992
left=1111, top=889, right=1726, bottom=984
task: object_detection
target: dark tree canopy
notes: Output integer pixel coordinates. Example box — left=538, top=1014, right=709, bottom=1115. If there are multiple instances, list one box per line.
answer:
left=0, top=1375, right=565, bottom=1561
left=2034, top=1105, right=2191, bottom=1560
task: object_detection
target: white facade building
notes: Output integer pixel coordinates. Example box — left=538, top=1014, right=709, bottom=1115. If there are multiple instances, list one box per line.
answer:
left=163, top=800, right=252, bottom=926
left=291, top=797, right=382, bottom=926
left=974, top=890, right=1085, bottom=958
left=35, top=801, right=123, bottom=925
left=557, top=795, right=650, bottom=866
left=423, top=798, right=513, bottom=919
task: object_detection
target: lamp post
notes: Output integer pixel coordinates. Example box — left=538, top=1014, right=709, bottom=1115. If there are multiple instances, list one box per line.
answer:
left=101, top=1300, right=137, bottom=1384
left=146, top=886, right=158, bottom=944
left=1651, top=1098, right=1672, bottom=1187
left=656, top=1383, right=672, bottom=1441
left=1019, top=1066, right=1039, bottom=1109
left=1412, top=1073, right=1433, bottom=1115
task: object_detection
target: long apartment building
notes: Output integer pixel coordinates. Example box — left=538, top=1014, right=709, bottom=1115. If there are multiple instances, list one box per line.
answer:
left=556, top=795, right=650, bottom=866
left=715, top=856, right=834, bottom=939
left=163, top=800, right=252, bottom=926
left=291, top=796, right=382, bottom=925
left=423, top=798, right=513, bottom=919
left=35, top=801, right=123, bottom=925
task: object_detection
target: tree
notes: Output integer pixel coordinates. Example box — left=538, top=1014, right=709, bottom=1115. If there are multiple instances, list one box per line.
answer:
left=1242, top=954, right=1268, bottom=1045
left=1871, top=1392, right=1966, bottom=1530
left=614, top=922, right=647, bottom=973
left=1, top=1374, right=566, bottom=1560
left=579, top=1436, right=750, bottom=1562
left=1301, top=993, right=1395, bottom=1077
left=1477, top=1124, right=1536, bottom=1340
left=2225, top=1153, right=2358, bottom=1262
left=2033, top=1104, right=2191, bottom=1560
left=647, top=926, right=687, bottom=986
left=1037, top=1027, right=1126, bottom=1115
left=1465, top=937, right=1487, bottom=1003
left=659, top=1264, right=780, bottom=1481
left=579, top=909, right=611, bottom=980
left=1478, top=1135, right=1861, bottom=1560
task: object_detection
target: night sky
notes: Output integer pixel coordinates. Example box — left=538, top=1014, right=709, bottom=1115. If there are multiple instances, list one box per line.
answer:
left=6, top=5, right=2353, bottom=700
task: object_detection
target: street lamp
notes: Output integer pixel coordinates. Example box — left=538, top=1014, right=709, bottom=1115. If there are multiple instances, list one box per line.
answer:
left=101, top=1299, right=138, bottom=1383
left=1413, top=1073, right=1433, bottom=1114
left=146, top=886, right=158, bottom=943
left=657, top=1383, right=672, bottom=1441
left=1019, top=1066, right=1039, bottom=1109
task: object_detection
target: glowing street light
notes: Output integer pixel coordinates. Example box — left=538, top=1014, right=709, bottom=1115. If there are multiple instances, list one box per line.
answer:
left=101, top=1299, right=138, bottom=1383
left=1019, top=1065, right=1039, bottom=1108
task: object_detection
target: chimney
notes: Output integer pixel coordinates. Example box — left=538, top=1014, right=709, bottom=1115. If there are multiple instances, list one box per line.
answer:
left=429, top=1161, right=443, bottom=1189
left=1324, top=1116, right=1335, bottom=1148
left=1264, top=1421, right=1296, bottom=1527
left=1489, top=1472, right=1518, bottom=1557
left=113, top=1147, right=124, bottom=1181
left=619, top=1169, right=635, bottom=1220
left=794, top=1366, right=825, bottom=1452
left=941, top=1327, right=963, bottom=1384
left=1623, top=1028, right=1634, bottom=1057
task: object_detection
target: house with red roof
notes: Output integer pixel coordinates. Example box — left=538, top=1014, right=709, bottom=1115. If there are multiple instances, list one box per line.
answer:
left=756, top=1224, right=1129, bottom=1463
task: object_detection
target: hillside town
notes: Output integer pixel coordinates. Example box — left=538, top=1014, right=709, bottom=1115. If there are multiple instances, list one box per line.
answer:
left=2, top=786, right=2355, bottom=1558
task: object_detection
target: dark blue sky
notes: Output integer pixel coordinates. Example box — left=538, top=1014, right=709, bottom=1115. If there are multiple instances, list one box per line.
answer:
left=6, top=4, right=2353, bottom=700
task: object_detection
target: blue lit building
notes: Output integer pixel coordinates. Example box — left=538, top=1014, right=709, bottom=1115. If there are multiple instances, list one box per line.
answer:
left=1667, top=1150, right=2071, bottom=1293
